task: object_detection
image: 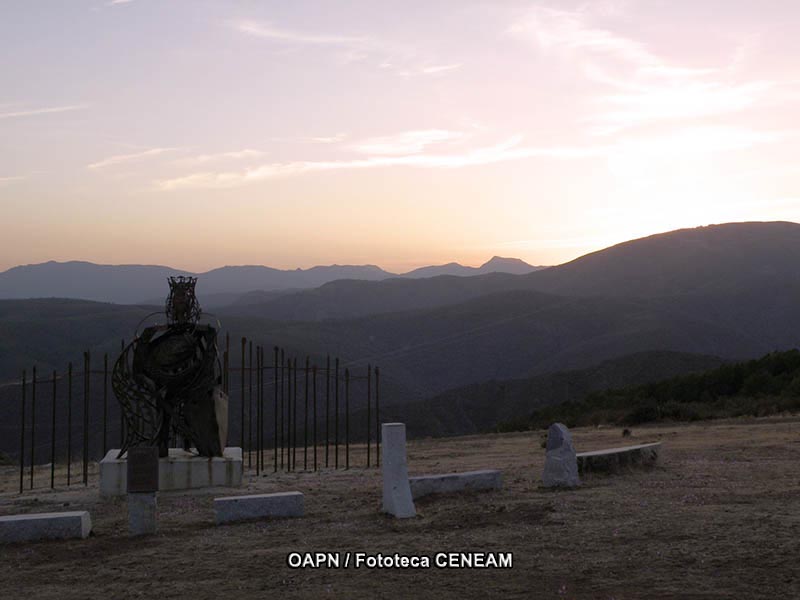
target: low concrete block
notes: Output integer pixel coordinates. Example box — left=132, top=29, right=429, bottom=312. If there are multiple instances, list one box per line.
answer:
left=577, top=442, right=661, bottom=474
left=381, top=423, right=416, bottom=518
left=0, top=511, right=91, bottom=544
left=409, top=469, right=502, bottom=499
left=214, top=492, right=304, bottom=525
left=100, top=447, right=243, bottom=496
left=128, top=492, right=157, bottom=536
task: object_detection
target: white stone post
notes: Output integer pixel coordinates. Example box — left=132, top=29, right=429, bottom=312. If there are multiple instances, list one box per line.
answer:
left=381, top=423, right=416, bottom=518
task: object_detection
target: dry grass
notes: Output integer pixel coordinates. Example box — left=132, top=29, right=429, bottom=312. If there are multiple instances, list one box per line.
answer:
left=1, top=417, right=799, bottom=599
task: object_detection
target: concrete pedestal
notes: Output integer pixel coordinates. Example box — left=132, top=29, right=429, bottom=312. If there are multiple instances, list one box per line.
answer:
left=381, top=423, right=416, bottom=519
left=128, top=492, right=157, bottom=536
left=100, top=447, right=243, bottom=496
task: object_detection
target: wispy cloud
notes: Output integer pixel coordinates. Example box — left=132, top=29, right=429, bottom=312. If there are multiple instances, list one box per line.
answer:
left=351, top=130, right=466, bottom=155
left=305, top=133, right=347, bottom=144
left=156, top=137, right=605, bottom=191
left=0, top=175, right=26, bottom=186
left=88, top=147, right=180, bottom=170
left=420, top=63, right=463, bottom=75
left=155, top=120, right=788, bottom=192
left=174, top=149, right=266, bottom=166
left=233, top=20, right=459, bottom=76
left=509, top=6, right=780, bottom=134
left=235, top=20, right=368, bottom=46
left=107, top=0, right=135, bottom=5
left=0, top=104, right=88, bottom=120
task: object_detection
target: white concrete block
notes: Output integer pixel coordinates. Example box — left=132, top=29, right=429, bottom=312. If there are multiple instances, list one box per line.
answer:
left=0, top=511, right=92, bottom=544
left=409, top=469, right=502, bottom=499
left=100, top=447, right=243, bottom=496
left=128, top=492, right=157, bottom=536
left=214, top=492, right=304, bottom=524
left=381, top=422, right=416, bottom=518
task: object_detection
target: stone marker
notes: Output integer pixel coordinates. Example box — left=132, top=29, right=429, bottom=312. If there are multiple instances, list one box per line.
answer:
left=409, top=469, right=503, bottom=499
left=214, top=492, right=304, bottom=525
left=381, top=423, right=416, bottom=518
left=542, top=423, right=580, bottom=488
left=127, top=446, right=158, bottom=536
left=0, top=511, right=92, bottom=544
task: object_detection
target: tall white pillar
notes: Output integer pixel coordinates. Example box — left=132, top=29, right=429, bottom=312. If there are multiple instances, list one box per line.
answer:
left=381, top=423, right=416, bottom=518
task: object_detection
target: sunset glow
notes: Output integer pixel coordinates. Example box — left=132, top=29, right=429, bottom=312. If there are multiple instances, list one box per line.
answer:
left=1, top=1, right=798, bottom=271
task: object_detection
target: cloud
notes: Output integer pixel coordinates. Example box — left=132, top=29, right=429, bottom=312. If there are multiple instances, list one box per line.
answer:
left=233, top=19, right=458, bottom=76
left=156, top=137, right=605, bottom=191
left=590, top=80, right=774, bottom=134
left=0, top=104, right=88, bottom=120
left=174, top=149, right=266, bottom=166
left=509, top=6, right=780, bottom=134
left=0, top=175, right=25, bottom=186
left=107, top=0, right=135, bottom=5
left=509, top=6, right=658, bottom=67
left=88, top=147, right=181, bottom=169
left=420, top=63, right=463, bottom=75
left=155, top=121, right=787, bottom=191
left=305, top=133, right=347, bottom=144
left=351, top=130, right=467, bottom=156
left=235, top=20, right=369, bottom=46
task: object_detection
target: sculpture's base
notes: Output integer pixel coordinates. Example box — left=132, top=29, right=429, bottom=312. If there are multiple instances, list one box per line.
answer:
left=100, top=447, right=243, bottom=497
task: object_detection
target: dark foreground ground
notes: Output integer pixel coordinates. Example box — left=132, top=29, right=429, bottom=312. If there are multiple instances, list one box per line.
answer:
left=1, top=417, right=799, bottom=599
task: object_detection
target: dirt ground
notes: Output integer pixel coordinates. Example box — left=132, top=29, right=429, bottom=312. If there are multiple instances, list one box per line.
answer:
left=1, top=417, right=799, bottom=600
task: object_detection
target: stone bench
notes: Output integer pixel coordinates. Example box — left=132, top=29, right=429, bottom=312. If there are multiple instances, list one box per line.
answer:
left=409, top=469, right=502, bottom=500
left=0, top=511, right=92, bottom=544
left=577, top=442, right=661, bottom=474
left=214, top=491, right=304, bottom=525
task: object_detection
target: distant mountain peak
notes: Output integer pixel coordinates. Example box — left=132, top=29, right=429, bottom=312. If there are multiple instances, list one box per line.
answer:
left=481, top=256, right=531, bottom=268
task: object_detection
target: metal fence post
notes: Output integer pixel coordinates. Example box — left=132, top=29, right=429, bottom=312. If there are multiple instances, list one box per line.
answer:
left=375, top=366, right=381, bottom=467
left=292, top=357, right=297, bottom=471
left=240, top=337, right=246, bottom=449
left=30, top=365, right=36, bottom=490
left=50, top=370, right=57, bottom=489
left=283, top=358, right=292, bottom=472
left=273, top=346, right=278, bottom=473
left=248, top=340, right=253, bottom=469
left=256, top=346, right=262, bottom=476
left=83, top=351, right=90, bottom=486
left=67, top=362, right=72, bottom=485
left=325, top=355, right=330, bottom=468
left=103, top=353, right=108, bottom=455
left=335, top=357, right=339, bottom=469
left=304, top=356, right=309, bottom=471
left=313, top=365, right=318, bottom=471
left=345, top=367, right=350, bottom=470
left=19, top=370, right=26, bottom=495
left=280, top=349, right=285, bottom=470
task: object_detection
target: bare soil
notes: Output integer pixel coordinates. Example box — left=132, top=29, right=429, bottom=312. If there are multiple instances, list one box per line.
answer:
left=1, top=417, right=799, bottom=599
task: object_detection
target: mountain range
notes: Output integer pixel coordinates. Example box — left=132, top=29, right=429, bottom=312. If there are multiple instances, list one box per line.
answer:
left=0, top=256, right=544, bottom=305
left=2, top=221, right=800, bottom=453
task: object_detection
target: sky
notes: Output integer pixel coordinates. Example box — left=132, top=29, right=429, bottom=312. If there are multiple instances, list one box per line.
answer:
left=1, top=0, right=799, bottom=273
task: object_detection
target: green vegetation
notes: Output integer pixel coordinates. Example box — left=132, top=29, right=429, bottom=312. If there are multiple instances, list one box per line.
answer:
left=497, top=349, right=800, bottom=431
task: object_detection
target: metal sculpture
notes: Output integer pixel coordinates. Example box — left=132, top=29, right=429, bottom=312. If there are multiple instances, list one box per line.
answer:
left=112, top=276, right=228, bottom=458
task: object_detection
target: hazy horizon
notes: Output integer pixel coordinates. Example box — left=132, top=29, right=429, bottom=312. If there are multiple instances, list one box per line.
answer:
left=2, top=1, right=799, bottom=272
